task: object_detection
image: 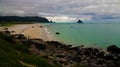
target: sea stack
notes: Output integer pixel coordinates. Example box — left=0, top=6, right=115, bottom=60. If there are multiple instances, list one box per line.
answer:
left=77, top=19, right=83, bottom=24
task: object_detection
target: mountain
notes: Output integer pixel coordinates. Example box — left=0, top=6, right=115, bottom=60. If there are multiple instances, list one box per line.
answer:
left=0, top=16, right=50, bottom=23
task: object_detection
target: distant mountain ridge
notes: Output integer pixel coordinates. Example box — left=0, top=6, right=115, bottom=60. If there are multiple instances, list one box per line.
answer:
left=0, top=16, right=50, bottom=23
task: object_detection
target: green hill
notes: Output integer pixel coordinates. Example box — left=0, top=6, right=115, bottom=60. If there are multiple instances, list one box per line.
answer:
left=0, top=16, right=50, bottom=23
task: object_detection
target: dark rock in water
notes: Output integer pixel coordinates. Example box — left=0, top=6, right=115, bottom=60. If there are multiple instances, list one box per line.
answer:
left=56, top=32, right=60, bottom=34
left=77, top=19, right=83, bottom=24
left=107, top=45, right=120, bottom=53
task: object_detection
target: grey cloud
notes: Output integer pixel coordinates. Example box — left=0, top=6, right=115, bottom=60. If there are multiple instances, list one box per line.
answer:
left=0, top=0, right=120, bottom=21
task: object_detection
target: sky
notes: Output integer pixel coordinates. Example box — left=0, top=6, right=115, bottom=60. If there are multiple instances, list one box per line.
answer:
left=0, top=0, right=120, bottom=22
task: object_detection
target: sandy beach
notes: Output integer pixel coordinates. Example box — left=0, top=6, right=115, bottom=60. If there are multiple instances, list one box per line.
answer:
left=6, top=24, right=55, bottom=41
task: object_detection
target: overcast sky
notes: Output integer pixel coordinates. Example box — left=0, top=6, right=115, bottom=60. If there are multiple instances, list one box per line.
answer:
left=0, top=0, right=120, bottom=22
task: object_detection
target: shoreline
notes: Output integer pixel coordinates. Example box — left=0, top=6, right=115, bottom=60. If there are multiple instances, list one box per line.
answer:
left=43, top=27, right=56, bottom=41
left=5, top=24, right=56, bottom=41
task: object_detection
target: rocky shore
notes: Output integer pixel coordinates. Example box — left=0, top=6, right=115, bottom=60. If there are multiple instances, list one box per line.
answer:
left=1, top=30, right=120, bottom=67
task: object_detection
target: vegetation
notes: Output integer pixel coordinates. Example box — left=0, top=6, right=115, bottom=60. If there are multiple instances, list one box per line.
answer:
left=0, top=16, right=49, bottom=23
left=0, top=21, right=34, bottom=26
left=0, top=33, right=55, bottom=67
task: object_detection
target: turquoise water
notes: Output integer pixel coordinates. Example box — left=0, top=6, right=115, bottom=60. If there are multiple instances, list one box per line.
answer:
left=45, top=23, right=120, bottom=48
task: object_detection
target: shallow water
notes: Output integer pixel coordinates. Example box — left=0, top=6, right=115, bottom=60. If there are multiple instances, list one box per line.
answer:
left=44, top=23, right=120, bottom=48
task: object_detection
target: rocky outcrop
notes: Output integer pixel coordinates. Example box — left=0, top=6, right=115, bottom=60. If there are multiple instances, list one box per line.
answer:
left=107, top=45, right=120, bottom=53
left=77, top=19, right=83, bottom=24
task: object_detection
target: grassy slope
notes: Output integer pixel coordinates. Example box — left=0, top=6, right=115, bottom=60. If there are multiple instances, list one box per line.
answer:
left=0, top=21, right=34, bottom=27
left=0, top=34, right=55, bottom=67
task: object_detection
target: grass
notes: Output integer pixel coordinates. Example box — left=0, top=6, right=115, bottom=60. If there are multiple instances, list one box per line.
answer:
left=0, top=21, right=35, bottom=27
left=0, top=33, right=55, bottom=67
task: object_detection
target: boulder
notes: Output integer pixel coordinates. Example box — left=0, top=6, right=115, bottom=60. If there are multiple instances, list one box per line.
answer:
left=56, top=32, right=60, bottom=35
left=58, top=58, right=67, bottom=64
left=107, top=45, right=120, bottom=54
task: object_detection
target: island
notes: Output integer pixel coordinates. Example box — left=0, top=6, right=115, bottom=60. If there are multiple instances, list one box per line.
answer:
left=77, top=19, right=83, bottom=24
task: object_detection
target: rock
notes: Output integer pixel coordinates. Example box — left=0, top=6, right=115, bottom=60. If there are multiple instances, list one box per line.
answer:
left=92, top=48, right=99, bottom=55
left=80, top=60, right=88, bottom=66
left=97, top=59, right=106, bottom=65
left=47, top=41, right=63, bottom=48
left=56, top=32, right=60, bottom=35
left=48, top=56, right=54, bottom=60
left=77, top=19, right=83, bottom=24
left=34, top=43, right=46, bottom=50
left=107, top=45, right=120, bottom=54
left=91, top=63, right=97, bottom=67
left=50, top=21, right=53, bottom=23
left=97, top=64, right=103, bottom=67
left=29, top=45, right=40, bottom=55
left=107, top=60, right=116, bottom=67
left=28, top=39, right=47, bottom=50
left=4, top=30, right=11, bottom=35
left=32, top=26, right=35, bottom=28
left=11, top=38, right=21, bottom=43
left=11, top=31, right=15, bottom=33
left=16, top=34, right=26, bottom=39
left=40, top=26, right=43, bottom=28
left=3, top=28, right=8, bottom=31
left=117, top=61, right=120, bottom=67
left=71, top=56, right=81, bottom=63
left=71, top=47, right=80, bottom=52
left=97, top=51, right=105, bottom=58
left=58, top=58, right=67, bottom=64
left=105, top=54, right=114, bottom=60
left=56, top=53, right=66, bottom=58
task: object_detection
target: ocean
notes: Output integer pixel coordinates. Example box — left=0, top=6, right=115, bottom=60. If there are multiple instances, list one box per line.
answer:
left=43, top=23, right=120, bottom=48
